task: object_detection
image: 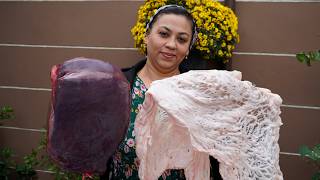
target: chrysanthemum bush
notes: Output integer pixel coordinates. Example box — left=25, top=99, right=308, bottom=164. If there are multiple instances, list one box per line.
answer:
left=131, top=0, right=240, bottom=63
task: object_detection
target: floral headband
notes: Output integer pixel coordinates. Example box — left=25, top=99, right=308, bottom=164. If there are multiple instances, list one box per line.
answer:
left=146, top=4, right=198, bottom=50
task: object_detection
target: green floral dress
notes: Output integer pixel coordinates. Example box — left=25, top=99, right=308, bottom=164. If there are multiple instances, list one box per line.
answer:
left=109, top=76, right=185, bottom=179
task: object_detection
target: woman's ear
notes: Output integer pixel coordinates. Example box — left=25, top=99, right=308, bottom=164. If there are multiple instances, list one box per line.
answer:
left=185, top=50, right=189, bottom=58
left=144, top=35, right=149, bottom=56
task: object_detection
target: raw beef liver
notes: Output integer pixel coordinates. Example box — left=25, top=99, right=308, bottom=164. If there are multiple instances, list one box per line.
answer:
left=135, top=70, right=283, bottom=180
left=47, top=57, right=130, bottom=175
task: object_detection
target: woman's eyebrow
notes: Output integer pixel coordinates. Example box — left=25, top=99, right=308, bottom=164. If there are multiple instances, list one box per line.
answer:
left=159, top=26, right=171, bottom=32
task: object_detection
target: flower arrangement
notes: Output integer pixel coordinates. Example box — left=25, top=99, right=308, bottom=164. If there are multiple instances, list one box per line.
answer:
left=131, top=0, right=240, bottom=63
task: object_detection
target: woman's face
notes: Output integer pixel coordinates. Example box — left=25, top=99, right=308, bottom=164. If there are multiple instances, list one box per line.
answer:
left=145, top=14, right=193, bottom=74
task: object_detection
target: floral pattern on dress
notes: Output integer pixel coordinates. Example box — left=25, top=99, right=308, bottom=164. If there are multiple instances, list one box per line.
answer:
left=109, top=76, right=186, bottom=179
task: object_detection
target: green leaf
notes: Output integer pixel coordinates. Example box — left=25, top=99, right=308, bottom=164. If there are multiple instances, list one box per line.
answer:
left=0, top=106, right=14, bottom=120
left=296, top=50, right=320, bottom=66
left=310, top=51, right=316, bottom=60
left=299, top=145, right=312, bottom=157
left=312, top=172, right=320, bottom=180
left=314, top=51, right=320, bottom=61
left=296, top=53, right=308, bottom=63
left=16, top=163, right=36, bottom=177
left=300, top=144, right=320, bottom=162
left=311, top=144, right=320, bottom=160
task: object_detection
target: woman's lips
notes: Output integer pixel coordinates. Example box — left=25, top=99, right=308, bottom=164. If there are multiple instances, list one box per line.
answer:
left=161, top=52, right=176, bottom=59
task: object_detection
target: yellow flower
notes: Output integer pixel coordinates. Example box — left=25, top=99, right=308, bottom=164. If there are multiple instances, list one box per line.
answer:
left=216, top=33, right=221, bottom=39
left=227, top=35, right=232, bottom=41
left=210, top=39, right=214, bottom=46
left=200, top=39, right=208, bottom=46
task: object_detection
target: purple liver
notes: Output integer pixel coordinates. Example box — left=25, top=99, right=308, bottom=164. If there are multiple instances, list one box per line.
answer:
left=47, top=57, right=130, bottom=175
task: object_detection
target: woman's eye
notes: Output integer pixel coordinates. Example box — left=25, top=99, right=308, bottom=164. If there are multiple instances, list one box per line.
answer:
left=178, top=37, right=187, bottom=43
left=159, top=31, right=168, bottom=37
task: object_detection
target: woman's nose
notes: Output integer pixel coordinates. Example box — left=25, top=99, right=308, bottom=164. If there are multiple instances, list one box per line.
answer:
left=165, top=37, right=177, bottom=50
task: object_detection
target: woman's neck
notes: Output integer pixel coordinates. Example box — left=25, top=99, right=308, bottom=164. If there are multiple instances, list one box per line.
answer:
left=138, top=61, right=180, bottom=88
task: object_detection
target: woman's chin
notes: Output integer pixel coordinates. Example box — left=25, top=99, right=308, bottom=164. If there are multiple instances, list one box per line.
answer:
left=157, top=61, right=179, bottom=73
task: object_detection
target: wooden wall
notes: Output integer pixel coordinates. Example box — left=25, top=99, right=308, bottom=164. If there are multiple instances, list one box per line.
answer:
left=233, top=1, right=320, bottom=180
left=0, top=1, right=319, bottom=179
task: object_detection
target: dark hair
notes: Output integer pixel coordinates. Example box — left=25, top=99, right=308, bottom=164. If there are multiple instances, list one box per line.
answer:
left=146, top=5, right=197, bottom=49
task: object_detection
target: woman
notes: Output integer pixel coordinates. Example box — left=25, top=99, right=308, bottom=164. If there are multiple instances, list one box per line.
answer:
left=104, top=5, right=221, bottom=180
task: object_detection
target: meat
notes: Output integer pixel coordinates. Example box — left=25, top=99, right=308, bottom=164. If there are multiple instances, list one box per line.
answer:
left=47, top=57, right=130, bottom=175
left=135, top=70, right=283, bottom=180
